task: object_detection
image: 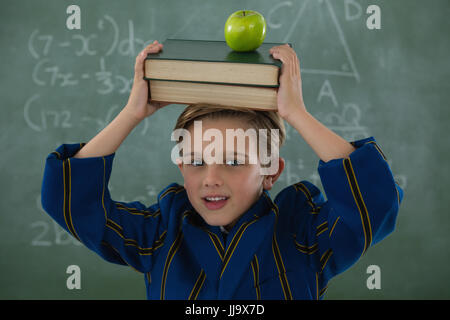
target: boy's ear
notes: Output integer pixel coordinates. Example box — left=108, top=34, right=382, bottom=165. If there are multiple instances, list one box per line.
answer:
left=263, top=157, right=285, bottom=190
left=176, top=159, right=186, bottom=188
left=176, top=158, right=183, bottom=170
left=176, top=159, right=183, bottom=172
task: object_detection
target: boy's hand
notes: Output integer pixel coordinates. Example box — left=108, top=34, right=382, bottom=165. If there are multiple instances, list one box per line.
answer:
left=269, top=44, right=306, bottom=122
left=125, top=40, right=170, bottom=121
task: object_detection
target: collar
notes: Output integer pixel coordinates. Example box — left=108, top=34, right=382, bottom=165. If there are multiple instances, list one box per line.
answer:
left=181, top=189, right=277, bottom=298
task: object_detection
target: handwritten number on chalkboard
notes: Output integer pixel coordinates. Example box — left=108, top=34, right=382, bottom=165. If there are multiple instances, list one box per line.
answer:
left=30, top=221, right=52, bottom=246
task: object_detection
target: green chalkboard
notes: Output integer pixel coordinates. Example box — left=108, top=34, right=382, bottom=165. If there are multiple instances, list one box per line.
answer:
left=1, top=0, right=449, bottom=299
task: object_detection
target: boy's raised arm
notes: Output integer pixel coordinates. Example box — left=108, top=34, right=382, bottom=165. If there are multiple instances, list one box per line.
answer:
left=74, top=40, right=169, bottom=159
left=270, top=44, right=355, bottom=162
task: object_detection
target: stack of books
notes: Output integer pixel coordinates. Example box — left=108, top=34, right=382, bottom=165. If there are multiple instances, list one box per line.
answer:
left=144, top=39, right=285, bottom=111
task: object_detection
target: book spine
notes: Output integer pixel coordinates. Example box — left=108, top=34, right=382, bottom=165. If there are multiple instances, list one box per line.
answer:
left=144, top=60, right=279, bottom=87
left=149, top=80, right=277, bottom=111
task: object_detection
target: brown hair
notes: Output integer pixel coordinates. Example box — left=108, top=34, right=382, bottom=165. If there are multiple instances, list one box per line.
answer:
left=173, top=103, right=286, bottom=164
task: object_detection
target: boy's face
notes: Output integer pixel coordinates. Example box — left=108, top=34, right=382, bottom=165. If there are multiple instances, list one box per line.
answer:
left=176, top=117, right=284, bottom=230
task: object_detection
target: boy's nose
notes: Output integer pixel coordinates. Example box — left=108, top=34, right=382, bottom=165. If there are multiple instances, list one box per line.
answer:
left=203, top=164, right=224, bottom=187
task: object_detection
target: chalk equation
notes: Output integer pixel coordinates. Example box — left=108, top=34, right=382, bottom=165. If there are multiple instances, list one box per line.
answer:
left=25, top=14, right=156, bottom=135
left=31, top=56, right=132, bottom=95
left=24, top=94, right=150, bottom=135
left=28, top=15, right=153, bottom=59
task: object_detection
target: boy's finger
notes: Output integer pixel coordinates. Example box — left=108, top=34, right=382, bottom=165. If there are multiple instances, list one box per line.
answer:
left=134, top=42, right=163, bottom=78
left=269, top=45, right=282, bottom=54
left=271, top=49, right=285, bottom=62
left=136, top=45, right=163, bottom=70
left=145, top=40, right=159, bottom=48
left=272, top=46, right=298, bottom=64
left=138, top=41, right=163, bottom=57
left=144, top=43, right=163, bottom=55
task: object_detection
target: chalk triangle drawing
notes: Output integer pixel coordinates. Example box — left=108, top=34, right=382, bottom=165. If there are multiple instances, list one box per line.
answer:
left=267, top=0, right=360, bottom=82
left=168, top=0, right=359, bottom=82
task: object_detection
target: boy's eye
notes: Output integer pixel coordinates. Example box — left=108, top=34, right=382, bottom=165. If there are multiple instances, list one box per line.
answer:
left=191, top=159, right=203, bottom=166
left=185, top=157, right=244, bottom=166
left=225, top=159, right=242, bottom=166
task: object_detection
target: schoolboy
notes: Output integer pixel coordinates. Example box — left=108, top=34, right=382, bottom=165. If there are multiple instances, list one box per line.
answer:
left=41, top=41, right=403, bottom=299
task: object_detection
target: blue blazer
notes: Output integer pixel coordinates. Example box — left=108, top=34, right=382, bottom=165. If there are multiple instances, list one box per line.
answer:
left=41, top=136, right=403, bottom=299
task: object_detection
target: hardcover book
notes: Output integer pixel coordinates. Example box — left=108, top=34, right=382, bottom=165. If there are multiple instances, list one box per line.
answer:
left=144, top=39, right=287, bottom=110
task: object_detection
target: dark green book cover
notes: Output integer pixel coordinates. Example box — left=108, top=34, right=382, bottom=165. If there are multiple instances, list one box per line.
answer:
left=146, top=38, right=287, bottom=67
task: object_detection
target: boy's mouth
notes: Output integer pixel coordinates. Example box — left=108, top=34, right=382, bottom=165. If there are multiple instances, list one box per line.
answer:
left=202, top=196, right=229, bottom=210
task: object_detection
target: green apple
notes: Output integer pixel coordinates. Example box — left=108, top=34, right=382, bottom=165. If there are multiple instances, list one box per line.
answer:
left=224, top=10, right=267, bottom=52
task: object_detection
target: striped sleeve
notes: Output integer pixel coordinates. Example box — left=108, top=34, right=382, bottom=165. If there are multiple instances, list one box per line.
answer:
left=318, top=137, right=402, bottom=275
left=289, top=137, right=403, bottom=297
left=41, top=143, right=165, bottom=273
